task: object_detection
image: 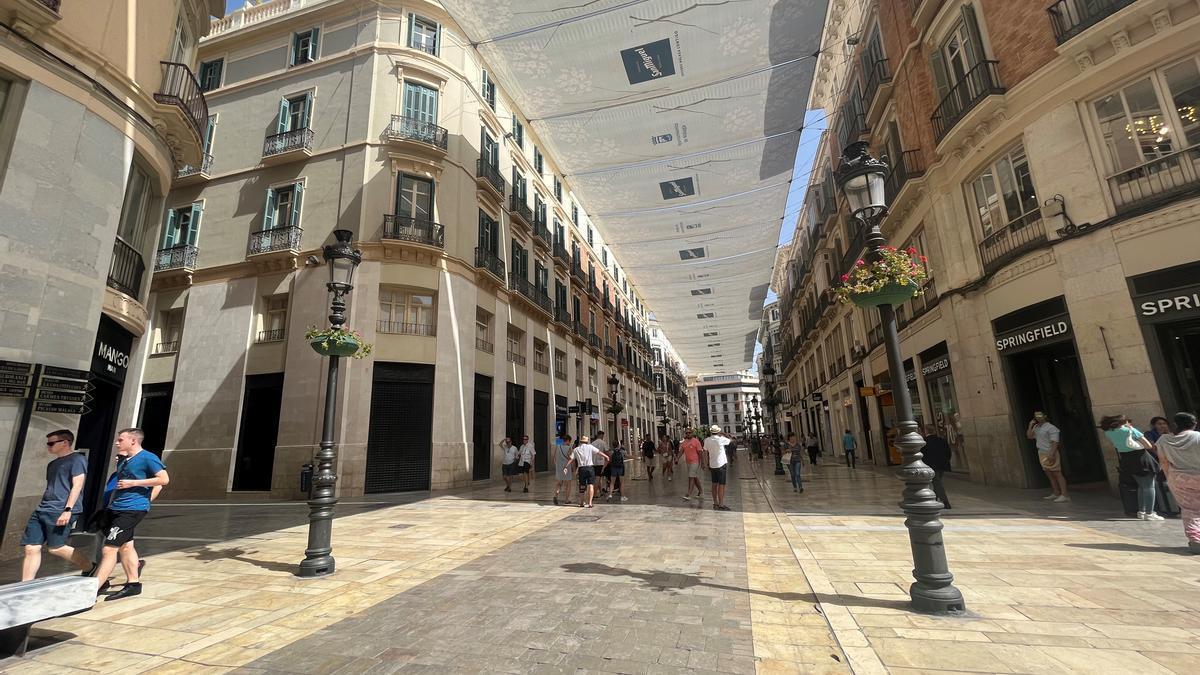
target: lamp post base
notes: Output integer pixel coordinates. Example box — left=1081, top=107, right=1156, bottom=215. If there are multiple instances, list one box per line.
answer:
left=298, top=554, right=336, bottom=578
left=774, top=461, right=786, bottom=476
left=909, top=580, right=966, bottom=614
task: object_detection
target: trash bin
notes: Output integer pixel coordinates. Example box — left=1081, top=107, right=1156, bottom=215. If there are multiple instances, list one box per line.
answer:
left=300, top=463, right=314, bottom=495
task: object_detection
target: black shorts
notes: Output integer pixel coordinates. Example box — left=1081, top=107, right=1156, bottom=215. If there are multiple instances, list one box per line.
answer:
left=503, top=463, right=521, bottom=477
left=577, top=466, right=595, bottom=488
left=709, top=466, right=728, bottom=485
left=103, top=510, right=147, bottom=547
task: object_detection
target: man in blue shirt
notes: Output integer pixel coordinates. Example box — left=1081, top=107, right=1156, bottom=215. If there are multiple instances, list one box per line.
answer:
left=20, top=429, right=91, bottom=580
left=95, top=428, right=168, bottom=601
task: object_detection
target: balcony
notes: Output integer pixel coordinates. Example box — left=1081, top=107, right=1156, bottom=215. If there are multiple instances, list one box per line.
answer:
left=509, top=194, right=533, bottom=229
left=476, top=159, right=504, bottom=198
left=1106, top=146, right=1200, bottom=217
left=588, top=333, right=602, bottom=352
left=175, top=153, right=212, bottom=185
left=863, top=59, right=893, bottom=127
left=554, top=306, right=573, bottom=326
left=602, top=295, right=613, bottom=313
left=476, top=337, right=494, bottom=354
left=1047, top=0, right=1137, bottom=45
left=840, top=219, right=869, bottom=275
left=604, top=346, right=616, bottom=361
left=152, top=341, right=178, bottom=355
left=247, top=225, right=302, bottom=257
left=553, top=241, right=570, bottom=268
left=256, top=328, right=285, bottom=343
left=884, top=148, right=926, bottom=206
left=573, top=320, right=589, bottom=341
left=509, top=274, right=553, bottom=316
left=378, top=320, right=436, bottom=336
left=534, top=359, right=550, bottom=375
left=153, top=62, right=208, bottom=166
left=383, top=214, right=444, bottom=248
left=107, top=237, right=145, bottom=299
left=383, top=114, right=448, bottom=151
left=932, top=61, right=1004, bottom=144
left=588, top=283, right=602, bottom=301
left=154, top=244, right=198, bottom=273
left=474, top=247, right=506, bottom=282
left=0, top=0, right=61, bottom=35
left=506, top=349, right=526, bottom=366
left=533, top=221, right=552, bottom=250
left=570, top=263, right=587, bottom=284
left=978, top=212, right=1047, bottom=275
left=262, top=128, right=314, bottom=164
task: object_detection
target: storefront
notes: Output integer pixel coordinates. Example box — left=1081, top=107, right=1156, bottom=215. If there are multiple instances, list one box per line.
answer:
left=993, top=297, right=1105, bottom=485
left=1130, top=262, right=1200, bottom=417
left=76, top=315, right=135, bottom=515
left=920, top=342, right=968, bottom=473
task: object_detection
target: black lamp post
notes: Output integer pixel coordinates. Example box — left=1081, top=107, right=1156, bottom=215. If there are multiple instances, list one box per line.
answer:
left=749, top=396, right=761, bottom=459
left=299, top=229, right=361, bottom=578
left=836, top=141, right=964, bottom=614
left=762, top=365, right=785, bottom=475
left=607, top=373, right=620, bottom=444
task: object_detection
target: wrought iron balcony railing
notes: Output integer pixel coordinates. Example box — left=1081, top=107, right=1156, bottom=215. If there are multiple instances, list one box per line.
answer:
left=573, top=320, right=589, bottom=340
left=378, top=321, right=436, bottom=336
left=553, top=242, right=570, bottom=266
left=555, top=306, right=573, bottom=325
left=978, top=212, right=1047, bottom=275
left=263, top=127, right=314, bottom=157
left=589, top=334, right=602, bottom=351
left=884, top=148, right=926, bottom=204
left=476, top=337, right=493, bottom=354
left=932, top=60, right=1004, bottom=142
left=247, top=225, right=302, bottom=256
left=383, top=214, right=444, bottom=248
left=863, top=58, right=892, bottom=109
left=154, top=244, right=198, bottom=271
left=507, top=349, right=526, bottom=366
left=474, top=246, right=505, bottom=281
left=476, top=159, right=504, bottom=193
left=533, top=222, right=552, bottom=248
left=384, top=114, right=448, bottom=149
left=570, top=263, right=587, bottom=283
left=256, top=329, right=285, bottom=343
left=153, top=341, right=178, bottom=355
left=1107, top=145, right=1200, bottom=216
left=108, top=237, right=145, bottom=299
left=509, top=194, right=533, bottom=225
left=1047, top=0, right=1137, bottom=44
left=154, top=62, right=207, bottom=145
left=176, top=153, right=213, bottom=179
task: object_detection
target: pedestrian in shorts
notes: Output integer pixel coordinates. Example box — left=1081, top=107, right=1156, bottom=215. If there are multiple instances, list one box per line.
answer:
left=94, top=428, right=168, bottom=600
left=658, top=434, right=675, bottom=481
left=20, top=430, right=91, bottom=581
left=703, top=426, right=733, bottom=511
left=499, top=437, right=519, bottom=492
left=606, top=440, right=627, bottom=501
left=566, top=436, right=608, bottom=508
left=641, top=434, right=656, bottom=479
left=553, top=434, right=575, bottom=506
left=680, top=429, right=703, bottom=501
left=518, top=435, right=536, bottom=493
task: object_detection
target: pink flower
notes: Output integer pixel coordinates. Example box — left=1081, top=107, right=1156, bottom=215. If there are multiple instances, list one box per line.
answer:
left=841, top=274, right=849, bottom=282
left=855, top=260, right=865, bottom=267
left=919, top=255, right=928, bottom=262
left=906, top=247, right=917, bottom=254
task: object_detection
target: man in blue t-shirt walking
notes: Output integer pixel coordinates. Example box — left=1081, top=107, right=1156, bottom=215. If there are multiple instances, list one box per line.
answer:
left=95, top=427, right=169, bottom=600
left=20, top=429, right=91, bottom=580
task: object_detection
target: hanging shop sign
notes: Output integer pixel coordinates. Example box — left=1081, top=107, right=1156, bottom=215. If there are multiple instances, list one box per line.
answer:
left=1133, top=282, right=1200, bottom=324
left=859, top=386, right=876, bottom=397
left=994, top=314, right=1073, bottom=354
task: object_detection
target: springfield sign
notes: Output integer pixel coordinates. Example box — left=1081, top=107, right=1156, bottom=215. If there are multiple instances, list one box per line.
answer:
left=1135, top=284, right=1200, bottom=323
left=995, top=316, right=1072, bottom=353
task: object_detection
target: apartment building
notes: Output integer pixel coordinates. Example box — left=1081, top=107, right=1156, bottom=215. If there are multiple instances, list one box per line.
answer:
left=649, top=317, right=689, bottom=439
left=0, top=0, right=222, bottom=552
left=755, top=300, right=792, bottom=437
left=691, top=373, right=761, bottom=439
left=140, top=0, right=659, bottom=499
left=775, top=0, right=1200, bottom=490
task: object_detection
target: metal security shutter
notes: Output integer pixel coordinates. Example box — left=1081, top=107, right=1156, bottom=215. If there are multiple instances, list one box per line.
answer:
left=472, top=374, right=493, bottom=480
left=534, top=390, right=549, bottom=471
left=365, top=363, right=434, bottom=493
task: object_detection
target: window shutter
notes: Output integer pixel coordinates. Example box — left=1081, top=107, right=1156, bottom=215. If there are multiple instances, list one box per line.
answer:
left=187, top=203, right=202, bottom=246
left=478, top=211, right=487, bottom=250
left=162, top=209, right=179, bottom=247
left=291, top=182, right=304, bottom=227
left=960, top=4, right=984, bottom=67
left=203, top=116, right=216, bottom=154
left=263, top=188, right=277, bottom=230
left=277, top=98, right=289, bottom=134
left=309, top=27, right=320, bottom=61
left=929, top=49, right=950, bottom=104
left=302, top=92, right=313, bottom=129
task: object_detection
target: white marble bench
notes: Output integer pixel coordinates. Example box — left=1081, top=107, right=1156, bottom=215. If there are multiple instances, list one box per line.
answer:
left=0, top=576, right=96, bottom=656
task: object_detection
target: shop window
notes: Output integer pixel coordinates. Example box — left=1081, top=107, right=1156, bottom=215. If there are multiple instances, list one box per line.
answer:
left=379, top=287, right=435, bottom=335
left=966, top=144, right=1039, bottom=239
left=257, top=295, right=287, bottom=342
left=290, top=28, right=320, bottom=66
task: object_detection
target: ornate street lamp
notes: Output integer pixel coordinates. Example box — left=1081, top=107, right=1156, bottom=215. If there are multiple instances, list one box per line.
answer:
left=836, top=141, right=964, bottom=614
left=607, top=373, right=621, bottom=444
left=762, top=366, right=785, bottom=475
left=299, top=229, right=361, bottom=578
left=749, top=396, right=761, bottom=458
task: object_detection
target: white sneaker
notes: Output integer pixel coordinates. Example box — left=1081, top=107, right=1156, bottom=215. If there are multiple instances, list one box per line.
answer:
left=1043, top=494, right=1059, bottom=500
left=682, top=495, right=690, bottom=501
left=1144, top=512, right=1164, bottom=521
left=1136, top=512, right=1148, bottom=520
left=1053, top=495, right=1071, bottom=503
left=620, top=496, right=628, bottom=502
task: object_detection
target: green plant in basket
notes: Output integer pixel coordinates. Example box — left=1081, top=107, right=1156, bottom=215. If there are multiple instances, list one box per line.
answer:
left=606, top=402, right=625, bottom=415
left=834, top=246, right=928, bottom=307
left=305, top=325, right=374, bottom=359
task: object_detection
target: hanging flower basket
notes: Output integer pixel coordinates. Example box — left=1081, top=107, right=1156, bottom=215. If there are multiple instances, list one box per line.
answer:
left=835, top=246, right=929, bottom=308
left=305, top=326, right=373, bottom=359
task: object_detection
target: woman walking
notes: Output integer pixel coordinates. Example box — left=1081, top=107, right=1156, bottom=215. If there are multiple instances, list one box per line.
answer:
left=606, top=440, right=627, bottom=501
left=1157, top=412, right=1200, bottom=553
left=553, top=434, right=575, bottom=506
left=1100, top=414, right=1162, bottom=520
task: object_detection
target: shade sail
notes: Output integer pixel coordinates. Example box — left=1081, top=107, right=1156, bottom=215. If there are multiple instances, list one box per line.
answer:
left=443, top=0, right=829, bottom=373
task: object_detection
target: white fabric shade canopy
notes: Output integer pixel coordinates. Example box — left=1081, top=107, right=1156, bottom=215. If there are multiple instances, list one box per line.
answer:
left=443, top=0, right=828, bottom=373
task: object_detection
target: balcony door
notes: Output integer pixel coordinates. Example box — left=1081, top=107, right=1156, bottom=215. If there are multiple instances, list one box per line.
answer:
left=931, top=6, right=984, bottom=104
left=396, top=174, right=433, bottom=223
left=162, top=203, right=202, bottom=248
left=481, top=130, right=499, bottom=169
left=402, top=81, right=438, bottom=125
left=278, top=94, right=311, bottom=133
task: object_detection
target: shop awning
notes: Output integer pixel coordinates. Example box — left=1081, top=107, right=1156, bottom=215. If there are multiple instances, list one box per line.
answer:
left=442, top=0, right=829, bottom=373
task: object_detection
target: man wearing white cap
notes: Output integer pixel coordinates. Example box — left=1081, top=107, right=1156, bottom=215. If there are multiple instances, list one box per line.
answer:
left=565, top=435, right=608, bottom=508
left=703, top=425, right=733, bottom=511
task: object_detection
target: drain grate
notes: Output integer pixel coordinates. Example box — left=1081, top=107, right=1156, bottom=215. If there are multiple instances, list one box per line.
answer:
left=565, top=514, right=602, bottom=522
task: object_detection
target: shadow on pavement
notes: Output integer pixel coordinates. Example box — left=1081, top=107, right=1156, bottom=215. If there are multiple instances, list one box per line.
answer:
left=1066, top=542, right=1196, bottom=556
left=561, top=562, right=911, bottom=611
left=183, top=546, right=300, bottom=573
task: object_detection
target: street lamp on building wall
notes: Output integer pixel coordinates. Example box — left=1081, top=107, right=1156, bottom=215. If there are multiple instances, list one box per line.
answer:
left=299, top=229, right=361, bottom=578
left=836, top=141, right=965, bottom=614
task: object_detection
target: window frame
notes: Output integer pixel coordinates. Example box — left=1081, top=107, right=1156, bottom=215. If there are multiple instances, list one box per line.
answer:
left=380, top=286, right=436, bottom=330
left=198, top=58, right=223, bottom=92
left=290, top=27, right=320, bottom=67
left=408, top=14, right=440, bottom=55
left=965, top=143, right=1039, bottom=240
left=263, top=180, right=304, bottom=231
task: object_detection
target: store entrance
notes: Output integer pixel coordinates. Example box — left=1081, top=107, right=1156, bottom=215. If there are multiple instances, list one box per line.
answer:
left=1156, top=320, right=1200, bottom=415
left=1006, top=340, right=1105, bottom=484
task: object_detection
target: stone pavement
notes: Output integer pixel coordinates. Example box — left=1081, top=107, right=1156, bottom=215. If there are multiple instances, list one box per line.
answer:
left=1, top=456, right=1198, bottom=674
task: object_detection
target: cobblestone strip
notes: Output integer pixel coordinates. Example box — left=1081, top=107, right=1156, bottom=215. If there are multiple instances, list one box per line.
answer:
left=4, top=499, right=573, bottom=674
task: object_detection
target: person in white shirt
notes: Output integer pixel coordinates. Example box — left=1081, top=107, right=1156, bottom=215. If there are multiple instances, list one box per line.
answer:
left=518, top=435, right=536, bottom=493
left=703, top=425, right=733, bottom=511
left=565, top=436, right=609, bottom=508
left=499, top=437, right=519, bottom=493
left=1026, top=412, right=1069, bottom=502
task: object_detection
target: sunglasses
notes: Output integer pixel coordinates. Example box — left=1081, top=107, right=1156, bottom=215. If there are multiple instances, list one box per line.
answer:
left=46, top=439, right=65, bottom=447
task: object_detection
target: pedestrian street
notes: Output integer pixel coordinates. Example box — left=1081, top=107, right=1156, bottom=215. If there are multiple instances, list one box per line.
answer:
left=2, top=457, right=1198, bottom=674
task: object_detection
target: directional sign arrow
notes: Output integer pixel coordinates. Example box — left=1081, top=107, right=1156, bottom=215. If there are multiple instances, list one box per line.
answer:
left=41, top=365, right=89, bottom=380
